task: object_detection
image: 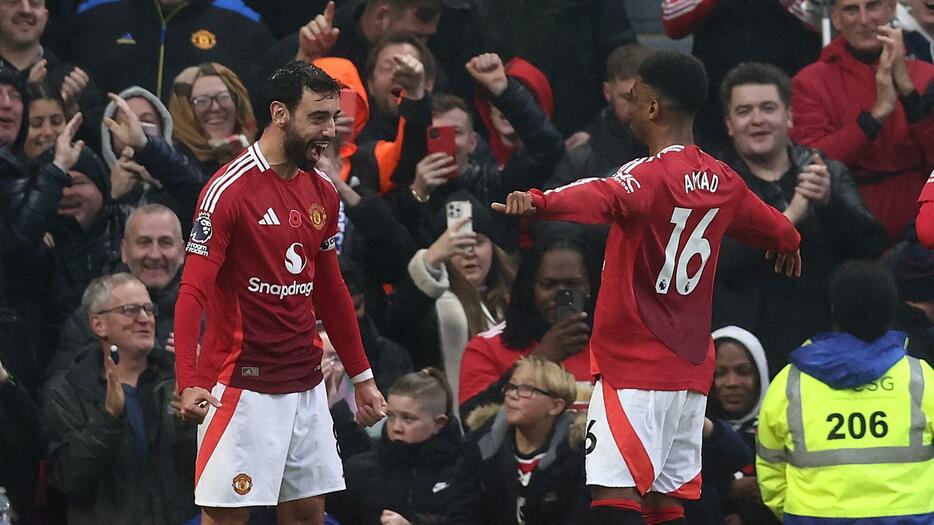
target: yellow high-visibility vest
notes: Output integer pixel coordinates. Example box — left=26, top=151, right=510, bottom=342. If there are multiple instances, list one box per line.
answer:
left=756, top=356, right=934, bottom=522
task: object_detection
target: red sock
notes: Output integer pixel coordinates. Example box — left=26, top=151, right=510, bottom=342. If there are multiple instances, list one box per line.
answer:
left=591, top=498, right=643, bottom=513
left=644, top=505, right=685, bottom=524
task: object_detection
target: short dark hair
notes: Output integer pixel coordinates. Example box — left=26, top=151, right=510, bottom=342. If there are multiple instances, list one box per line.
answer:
left=606, top=43, right=653, bottom=82
left=364, top=33, right=437, bottom=84
left=262, top=61, right=340, bottom=122
left=830, top=260, right=898, bottom=342
left=638, top=51, right=708, bottom=116
left=431, top=92, right=470, bottom=116
left=720, top=62, right=792, bottom=114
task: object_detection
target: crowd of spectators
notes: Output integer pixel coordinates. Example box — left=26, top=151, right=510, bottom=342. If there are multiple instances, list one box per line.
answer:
left=0, top=0, right=932, bottom=524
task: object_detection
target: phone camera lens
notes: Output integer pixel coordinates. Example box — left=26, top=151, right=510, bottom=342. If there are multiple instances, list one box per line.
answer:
left=429, top=129, right=440, bottom=139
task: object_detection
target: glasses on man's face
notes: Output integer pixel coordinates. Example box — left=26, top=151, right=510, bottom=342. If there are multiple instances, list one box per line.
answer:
left=502, top=382, right=554, bottom=399
left=190, top=91, right=234, bottom=111
left=95, top=303, right=157, bottom=318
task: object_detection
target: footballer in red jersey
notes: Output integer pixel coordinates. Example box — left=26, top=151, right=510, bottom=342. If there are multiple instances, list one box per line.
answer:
left=495, top=52, right=801, bottom=523
left=174, top=62, right=386, bottom=525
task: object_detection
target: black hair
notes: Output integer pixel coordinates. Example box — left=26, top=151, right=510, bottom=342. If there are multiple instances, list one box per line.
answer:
left=262, top=61, right=340, bottom=122
left=26, top=80, right=64, bottom=107
left=501, top=238, right=601, bottom=349
left=638, top=51, right=708, bottom=116
left=719, top=62, right=792, bottom=114
left=830, top=260, right=898, bottom=342
left=364, top=33, right=437, bottom=84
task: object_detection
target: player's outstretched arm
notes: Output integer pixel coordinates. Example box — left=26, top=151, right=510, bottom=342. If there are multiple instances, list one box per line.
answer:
left=491, top=191, right=537, bottom=216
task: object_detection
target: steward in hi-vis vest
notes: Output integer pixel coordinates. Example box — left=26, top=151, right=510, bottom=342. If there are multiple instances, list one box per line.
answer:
left=756, top=261, right=934, bottom=524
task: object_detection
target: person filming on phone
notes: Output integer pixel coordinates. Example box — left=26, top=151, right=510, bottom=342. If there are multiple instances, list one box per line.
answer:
left=43, top=273, right=198, bottom=525
left=392, top=52, right=563, bottom=249
left=458, top=237, right=599, bottom=424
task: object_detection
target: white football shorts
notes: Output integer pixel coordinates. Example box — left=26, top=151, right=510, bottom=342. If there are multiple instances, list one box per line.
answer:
left=194, top=381, right=344, bottom=507
left=585, top=379, right=705, bottom=499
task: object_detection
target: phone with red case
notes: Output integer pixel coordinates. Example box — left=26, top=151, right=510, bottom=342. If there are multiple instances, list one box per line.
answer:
left=339, top=89, right=357, bottom=120
left=426, top=125, right=456, bottom=159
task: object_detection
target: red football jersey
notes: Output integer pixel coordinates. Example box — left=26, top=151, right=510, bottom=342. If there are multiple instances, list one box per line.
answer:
left=530, top=145, right=800, bottom=394
left=917, top=169, right=934, bottom=248
left=175, top=143, right=370, bottom=394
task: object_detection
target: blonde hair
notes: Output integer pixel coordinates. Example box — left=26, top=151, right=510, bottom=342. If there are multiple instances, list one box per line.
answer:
left=389, top=367, right=453, bottom=417
left=513, top=356, right=577, bottom=411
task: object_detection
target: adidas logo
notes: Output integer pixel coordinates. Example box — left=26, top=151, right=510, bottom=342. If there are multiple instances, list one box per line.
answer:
left=258, top=207, right=280, bottom=225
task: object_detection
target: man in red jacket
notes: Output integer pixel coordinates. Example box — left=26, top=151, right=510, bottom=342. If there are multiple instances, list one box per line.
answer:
left=494, top=51, right=801, bottom=524
left=791, top=0, right=934, bottom=242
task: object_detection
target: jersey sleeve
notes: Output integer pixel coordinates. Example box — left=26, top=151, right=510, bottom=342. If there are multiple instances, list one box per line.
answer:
left=727, top=184, right=801, bottom=253
left=530, top=171, right=652, bottom=225
left=458, top=336, right=503, bottom=406
left=313, top=184, right=371, bottom=382
left=661, top=0, right=718, bottom=39
left=174, top=179, right=239, bottom=392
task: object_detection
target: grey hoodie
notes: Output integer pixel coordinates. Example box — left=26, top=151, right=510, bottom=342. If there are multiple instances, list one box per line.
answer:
left=712, top=325, right=770, bottom=430
left=100, top=86, right=174, bottom=168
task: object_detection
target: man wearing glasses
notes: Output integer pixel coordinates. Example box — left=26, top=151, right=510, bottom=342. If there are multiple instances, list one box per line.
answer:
left=43, top=272, right=199, bottom=524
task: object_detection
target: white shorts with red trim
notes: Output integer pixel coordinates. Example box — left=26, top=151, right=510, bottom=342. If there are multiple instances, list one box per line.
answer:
left=194, top=381, right=344, bottom=507
left=585, top=380, right=705, bottom=499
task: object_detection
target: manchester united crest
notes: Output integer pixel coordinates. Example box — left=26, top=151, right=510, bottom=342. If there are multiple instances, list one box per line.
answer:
left=232, top=473, right=252, bottom=495
left=191, top=29, right=217, bottom=50
left=308, top=203, right=326, bottom=231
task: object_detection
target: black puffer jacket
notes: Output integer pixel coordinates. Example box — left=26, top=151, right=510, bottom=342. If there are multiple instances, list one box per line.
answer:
left=0, top=375, right=43, bottom=523
left=43, top=345, right=197, bottom=525
left=446, top=405, right=589, bottom=525
left=0, top=149, right=71, bottom=255
left=713, top=143, right=889, bottom=373
left=0, top=149, right=73, bottom=363
left=328, top=419, right=463, bottom=525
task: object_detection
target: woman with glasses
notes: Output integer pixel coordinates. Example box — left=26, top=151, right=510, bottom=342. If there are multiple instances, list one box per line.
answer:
left=447, top=356, right=588, bottom=524
left=168, top=62, right=257, bottom=178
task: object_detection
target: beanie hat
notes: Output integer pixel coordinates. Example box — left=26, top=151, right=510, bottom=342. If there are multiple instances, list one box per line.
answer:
left=885, top=240, right=934, bottom=303
left=0, top=64, right=28, bottom=151
left=71, top=148, right=111, bottom=201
